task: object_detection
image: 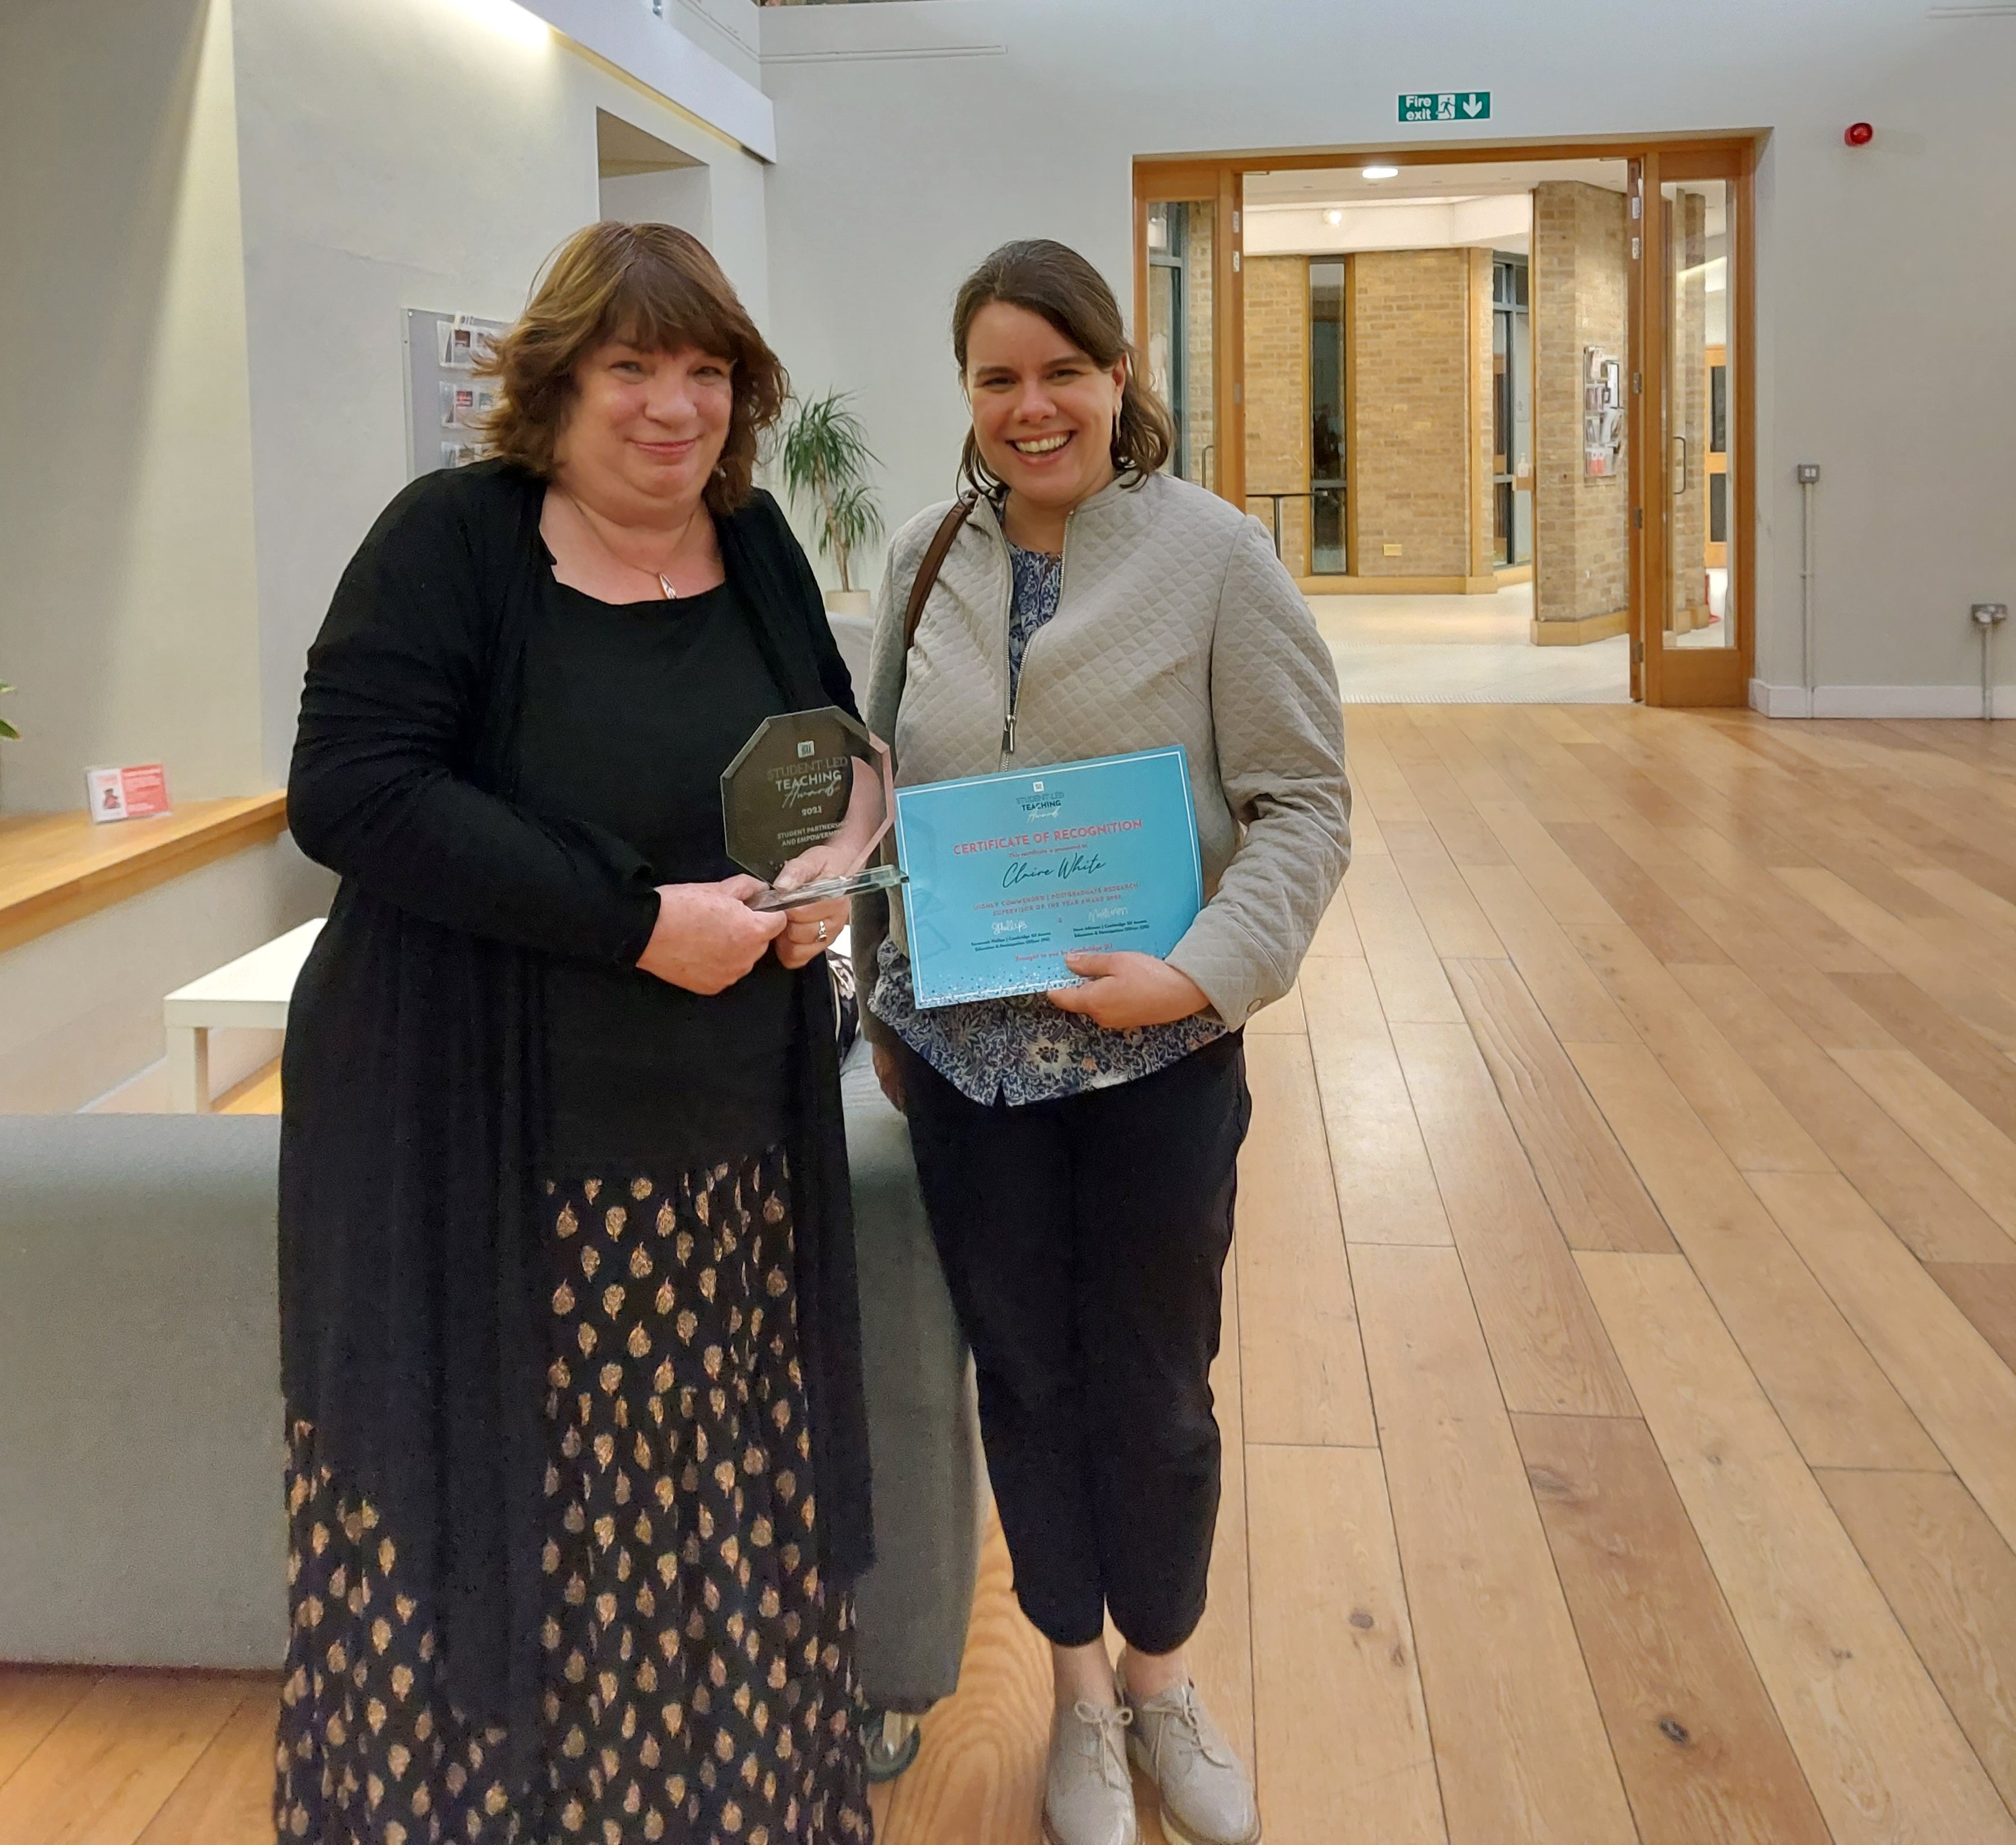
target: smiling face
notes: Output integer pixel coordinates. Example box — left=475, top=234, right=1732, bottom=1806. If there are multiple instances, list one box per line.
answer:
left=963, top=301, right=1127, bottom=518
left=554, top=340, right=735, bottom=516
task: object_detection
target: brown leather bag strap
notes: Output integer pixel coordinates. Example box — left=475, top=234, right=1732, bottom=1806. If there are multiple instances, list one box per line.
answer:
left=902, top=494, right=976, bottom=650
left=880, top=494, right=975, bottom=790
left=867, top=494, right=975, bottom=850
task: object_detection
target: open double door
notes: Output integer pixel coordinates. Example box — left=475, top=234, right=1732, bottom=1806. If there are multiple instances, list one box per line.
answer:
left=1134, top=137, right=1759, bottom=707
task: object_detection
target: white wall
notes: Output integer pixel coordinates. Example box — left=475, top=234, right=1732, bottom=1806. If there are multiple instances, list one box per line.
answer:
left=602, top=164, right=714, bottom=240
left=0, top=0, right=777, bottom=813
left=759, top=0, right=2016, bottom=695
left=228, top=0, right=774, bottom=786
left=0, top=0, right=262, bottom=813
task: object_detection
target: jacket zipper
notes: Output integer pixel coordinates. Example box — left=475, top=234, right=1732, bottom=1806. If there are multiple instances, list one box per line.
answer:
left=1001, top=505, right=1074, bottom=758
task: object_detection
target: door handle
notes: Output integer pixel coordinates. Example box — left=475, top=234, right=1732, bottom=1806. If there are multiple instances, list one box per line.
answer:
left=1671, top=435, right=1689, bottom=494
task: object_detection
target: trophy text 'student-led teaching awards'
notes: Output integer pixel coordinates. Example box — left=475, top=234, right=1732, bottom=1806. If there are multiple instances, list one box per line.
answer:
left=720, top=706, right=903, bottom=912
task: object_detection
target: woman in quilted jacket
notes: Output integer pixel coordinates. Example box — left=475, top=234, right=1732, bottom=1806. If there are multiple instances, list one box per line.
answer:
left=850, top=240, right=1352, bottom=1845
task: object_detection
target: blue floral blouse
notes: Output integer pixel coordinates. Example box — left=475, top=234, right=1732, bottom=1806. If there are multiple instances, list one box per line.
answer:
left=867, top=540, right=1227, bottom=1106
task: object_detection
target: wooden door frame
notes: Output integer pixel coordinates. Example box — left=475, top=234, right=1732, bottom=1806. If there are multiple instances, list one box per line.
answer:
left=1135, top=133, right=1763, bottom=707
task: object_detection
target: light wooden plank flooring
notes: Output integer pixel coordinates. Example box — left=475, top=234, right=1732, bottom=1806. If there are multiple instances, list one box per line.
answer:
left=11, top=705, right=2016, bottom=1842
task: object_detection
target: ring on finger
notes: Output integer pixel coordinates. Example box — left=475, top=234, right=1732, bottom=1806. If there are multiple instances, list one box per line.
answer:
left=816, top=918, right=830, bottom=942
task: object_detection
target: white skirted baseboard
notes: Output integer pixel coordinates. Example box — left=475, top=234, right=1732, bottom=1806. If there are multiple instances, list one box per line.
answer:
left=1749, top=681, right=2007, bottom=719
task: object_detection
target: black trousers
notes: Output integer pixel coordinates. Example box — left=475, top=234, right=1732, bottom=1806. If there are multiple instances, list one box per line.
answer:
left=898, top=1033, right=1252, bottom=1654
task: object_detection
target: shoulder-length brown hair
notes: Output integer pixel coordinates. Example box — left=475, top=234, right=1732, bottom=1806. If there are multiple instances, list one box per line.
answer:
left=950, top=239, right=1175, bottom=497
left=478, top=222, right=787, bottom=515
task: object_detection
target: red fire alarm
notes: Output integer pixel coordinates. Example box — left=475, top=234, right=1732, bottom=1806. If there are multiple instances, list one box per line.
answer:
left=1845, top=122, right=1874, bottom=147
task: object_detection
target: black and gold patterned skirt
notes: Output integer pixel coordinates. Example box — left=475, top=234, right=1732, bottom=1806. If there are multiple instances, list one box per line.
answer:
left=275, top=1146, right=874, bottom=1845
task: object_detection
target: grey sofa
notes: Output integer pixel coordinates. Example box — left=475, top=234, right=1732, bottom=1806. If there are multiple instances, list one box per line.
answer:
left=0, top=1111, right=285, bottom=1667
left=0, top=1044, right=977, bottom=1744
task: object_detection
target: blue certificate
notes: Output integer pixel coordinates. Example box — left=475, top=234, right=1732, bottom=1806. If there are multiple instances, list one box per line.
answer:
left=893, top=747, right=1203, bottom=1008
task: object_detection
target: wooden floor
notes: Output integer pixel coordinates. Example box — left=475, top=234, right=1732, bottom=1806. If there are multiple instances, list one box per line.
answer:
left=11, top=704, right=2016, bottom=1843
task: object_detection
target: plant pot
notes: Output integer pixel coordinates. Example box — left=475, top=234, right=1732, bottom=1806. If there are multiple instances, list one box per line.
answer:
left=823, top=590, right=871, bottom=618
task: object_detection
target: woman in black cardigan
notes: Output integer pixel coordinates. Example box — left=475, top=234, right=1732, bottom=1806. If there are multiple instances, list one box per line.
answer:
left=277, top=223, right=875, bottom=1845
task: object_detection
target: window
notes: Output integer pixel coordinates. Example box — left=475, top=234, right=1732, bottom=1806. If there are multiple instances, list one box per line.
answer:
left=1491, top=254, right=1532, bottom=567
left=1147, top=201, right=1216, bottom=488
left=1147, top=204, right=1189, bottom=481
left=1309, top=260, right=1346, bottom=574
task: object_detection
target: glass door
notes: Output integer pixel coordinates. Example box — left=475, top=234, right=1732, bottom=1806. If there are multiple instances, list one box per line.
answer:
left=1663, top=177, right=1729, bottom=650
left=1135, top=165, right=1242, bottom=511
left=1705, top=342, right=1729, bottom=571
left=1146, top=202, right=1207, bottom=487
left=1645, top=147, right=1750, bottom=705
left=1491, top=254, right=1532, bottom=567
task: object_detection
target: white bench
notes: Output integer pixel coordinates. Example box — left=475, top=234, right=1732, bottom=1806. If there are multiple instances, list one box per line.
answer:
left=162, top=919, right=324, bottom=1112
left=160, top=918, right=851, bottom=1112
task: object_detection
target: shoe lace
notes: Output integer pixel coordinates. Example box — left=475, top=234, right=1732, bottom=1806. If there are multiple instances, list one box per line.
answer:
left=1156, top=1682, right=1236, bottom=1771
left=1073, top=1700, right=1135, bottom=1792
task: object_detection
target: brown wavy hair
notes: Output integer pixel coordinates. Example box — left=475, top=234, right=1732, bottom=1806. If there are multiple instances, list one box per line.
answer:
left=951, top=239, right=1174, bottom=497
left=477, top=222, right=787, bottom=514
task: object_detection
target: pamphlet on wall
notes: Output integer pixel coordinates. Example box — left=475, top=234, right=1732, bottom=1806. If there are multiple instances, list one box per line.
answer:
left=406, top=308, right=509, bottom=480
left=439, top=382, right=496, bottom=431
left=85, top=763, right=171, bottom=823
left=438, top=319, right=481, bottom=371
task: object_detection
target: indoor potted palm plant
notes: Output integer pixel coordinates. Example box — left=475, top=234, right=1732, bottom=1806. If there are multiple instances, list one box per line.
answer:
left=777, top=388, right=884, bottom=616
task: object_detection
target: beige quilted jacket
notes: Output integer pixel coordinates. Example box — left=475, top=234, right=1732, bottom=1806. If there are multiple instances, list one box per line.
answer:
left=850, top=469, right=1350, bottom=1030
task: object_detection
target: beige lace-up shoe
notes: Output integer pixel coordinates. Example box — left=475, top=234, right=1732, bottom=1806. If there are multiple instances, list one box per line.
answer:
left=1117, top=1671, right=1261, bottom=1845
left=1041, top=1699, right=1140, bottom=1845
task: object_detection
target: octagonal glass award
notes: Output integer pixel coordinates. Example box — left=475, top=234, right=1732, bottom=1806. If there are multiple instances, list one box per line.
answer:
left=720, top=705, right=905, bottom=912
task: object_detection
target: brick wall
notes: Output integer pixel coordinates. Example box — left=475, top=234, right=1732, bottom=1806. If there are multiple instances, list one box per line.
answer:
left=1347, top=249, right=1474, bottom=578
left=1534, top=181, right=1629, bottom=624
left=1242, top=254, right=1311, bottom=576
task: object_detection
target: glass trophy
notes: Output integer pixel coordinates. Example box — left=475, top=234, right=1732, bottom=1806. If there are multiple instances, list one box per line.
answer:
left=720, top=706, right=906, bottom=912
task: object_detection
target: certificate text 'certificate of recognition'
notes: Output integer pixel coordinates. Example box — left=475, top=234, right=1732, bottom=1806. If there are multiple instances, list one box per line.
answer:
left=893, top=747, right=1203, bottom=1008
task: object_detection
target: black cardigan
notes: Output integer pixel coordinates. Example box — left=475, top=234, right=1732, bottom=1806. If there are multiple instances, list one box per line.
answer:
left=279, top=462, right=873, bottom=1771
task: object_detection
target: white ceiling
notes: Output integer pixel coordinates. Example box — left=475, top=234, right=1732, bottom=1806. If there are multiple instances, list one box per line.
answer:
left=596, top=110, right=700, bottom=179
left=1246, top=193, right=1531, bottom=258
left=1234, top=159, right=1732, bottom=260
left=1243, top=157, right=1629, bottom=206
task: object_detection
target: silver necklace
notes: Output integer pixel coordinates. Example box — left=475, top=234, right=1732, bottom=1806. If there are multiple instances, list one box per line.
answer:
left=566, top=489, right=704, bottom=600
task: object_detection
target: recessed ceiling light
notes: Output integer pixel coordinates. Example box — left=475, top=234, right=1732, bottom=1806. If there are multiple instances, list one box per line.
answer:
left=1324, top=208, right=1345, bottom=226
left=1362, top=165, right=1400, bottom=180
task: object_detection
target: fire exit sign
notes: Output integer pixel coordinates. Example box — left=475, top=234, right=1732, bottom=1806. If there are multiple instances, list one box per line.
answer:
left=1399, top=91, right=1492, bottom=123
